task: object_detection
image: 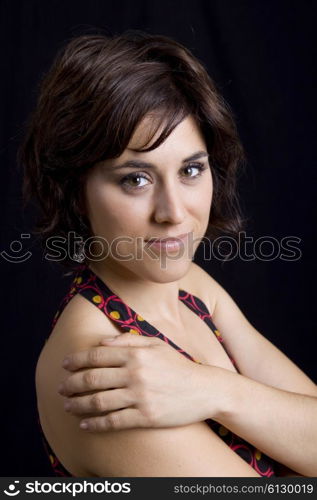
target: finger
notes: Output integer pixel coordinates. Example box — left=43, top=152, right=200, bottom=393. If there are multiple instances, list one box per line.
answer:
left=100, top=332, right=162, bottom=348
left=64, top=388, right=134, bottom=415
left=79, top=408, right=149, bottom=432
left=62, top=346, right=127, bottom=371
left=58, top=367, right=127, bottom=396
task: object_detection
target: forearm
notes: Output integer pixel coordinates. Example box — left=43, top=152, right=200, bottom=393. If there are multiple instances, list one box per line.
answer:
left=201, top=366, right=317, bottom=476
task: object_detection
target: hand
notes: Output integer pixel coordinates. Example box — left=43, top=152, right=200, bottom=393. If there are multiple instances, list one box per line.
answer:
left=59, top=333, right=218, bottom=432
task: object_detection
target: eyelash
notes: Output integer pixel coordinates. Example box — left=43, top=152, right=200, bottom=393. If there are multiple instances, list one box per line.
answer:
left=119, top=163, right=208, bottom=191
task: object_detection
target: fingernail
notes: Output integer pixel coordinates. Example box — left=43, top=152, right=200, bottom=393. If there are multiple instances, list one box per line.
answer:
left=62, top=358, right=70, bottom=368
left=80, top=421, right=88, bottom=430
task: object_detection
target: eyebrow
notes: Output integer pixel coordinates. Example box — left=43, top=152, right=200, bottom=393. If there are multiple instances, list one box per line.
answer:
left=106, top=151, right=209, bottom=171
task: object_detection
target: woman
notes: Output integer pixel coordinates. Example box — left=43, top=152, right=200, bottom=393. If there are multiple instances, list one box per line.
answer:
left=20, top=31, right=317, bottom=477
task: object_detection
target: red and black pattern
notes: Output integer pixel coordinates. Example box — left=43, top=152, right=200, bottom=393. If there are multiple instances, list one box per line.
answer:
left=40, top=264, right=276, bottom=477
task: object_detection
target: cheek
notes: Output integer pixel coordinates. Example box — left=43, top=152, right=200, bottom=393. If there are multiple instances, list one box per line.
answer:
left=85, top=183, right=115, bottom=234
left=195, top=172, right=213, bottom=215
left=86, top=185, right=146, bottom=237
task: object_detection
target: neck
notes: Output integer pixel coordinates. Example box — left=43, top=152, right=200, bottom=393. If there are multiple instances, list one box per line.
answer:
left=87, top=258, right=188, bottom=325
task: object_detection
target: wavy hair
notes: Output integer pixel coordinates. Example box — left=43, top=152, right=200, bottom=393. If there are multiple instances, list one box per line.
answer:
left=19, top=30, right=247, bottom=265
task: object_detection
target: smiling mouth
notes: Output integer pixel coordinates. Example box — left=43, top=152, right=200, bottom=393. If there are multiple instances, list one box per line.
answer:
left=145, top=232, right=190, bottom=243
left=144, top=233, right=190, bottom=253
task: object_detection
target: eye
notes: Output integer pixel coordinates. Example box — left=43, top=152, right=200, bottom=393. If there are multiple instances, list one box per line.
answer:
left=181, top=162, right=207, bottom=179
left=119, top=162, right=208, bottom=192
left=119, top=172, right=150, bottom=191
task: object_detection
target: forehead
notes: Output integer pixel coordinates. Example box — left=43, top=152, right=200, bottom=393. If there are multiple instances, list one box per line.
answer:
left=127, top=113, right=206, bottom=154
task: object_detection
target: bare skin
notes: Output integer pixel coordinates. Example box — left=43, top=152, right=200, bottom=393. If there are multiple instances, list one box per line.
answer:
left=58, top=263, right=317, bottom=476
left=36, top=115, right=317, bottom=477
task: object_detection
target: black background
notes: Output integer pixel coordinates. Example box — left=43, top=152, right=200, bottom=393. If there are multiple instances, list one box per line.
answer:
left=0, top=0, right=316, bottom=476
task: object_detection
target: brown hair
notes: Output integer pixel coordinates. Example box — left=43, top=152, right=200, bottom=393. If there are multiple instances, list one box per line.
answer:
left=19, top=30, right=247, bottom=265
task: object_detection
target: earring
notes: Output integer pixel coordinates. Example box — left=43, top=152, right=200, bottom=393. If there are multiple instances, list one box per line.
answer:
left=73, top=240, right=86, bottom=263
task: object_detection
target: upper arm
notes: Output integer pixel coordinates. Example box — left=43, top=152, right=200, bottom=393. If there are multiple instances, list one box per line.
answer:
left=194, top=264, right=317, bottom=397
left=70, top=421, right=261, bottom=477
left=36, top=293, right=260, bottom=477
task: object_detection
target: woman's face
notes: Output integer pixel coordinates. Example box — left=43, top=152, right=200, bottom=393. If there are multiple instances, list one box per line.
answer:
left=84, top=114, right=213, bottom=283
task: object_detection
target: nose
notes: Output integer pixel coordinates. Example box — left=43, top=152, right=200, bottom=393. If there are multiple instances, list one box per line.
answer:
left=153, top=181, right=186, bottom=225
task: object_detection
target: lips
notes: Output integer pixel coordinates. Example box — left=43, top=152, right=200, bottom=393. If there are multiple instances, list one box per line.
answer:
left=146, top=232, right=190, bottom=242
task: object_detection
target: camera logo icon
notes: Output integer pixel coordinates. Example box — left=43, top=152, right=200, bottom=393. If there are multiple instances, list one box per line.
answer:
left=3, top=481, right=20, bottom=496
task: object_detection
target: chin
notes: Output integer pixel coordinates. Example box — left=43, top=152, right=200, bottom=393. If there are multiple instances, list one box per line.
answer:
left=133, top=258, right=192, bottom=284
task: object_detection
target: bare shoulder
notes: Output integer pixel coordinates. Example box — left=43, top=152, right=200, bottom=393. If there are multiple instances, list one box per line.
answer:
left=37, top=293, right=121, bottom=395
left=47, top=292, right=122, bottom=348
left=36, top=293, right=122, bottom=475
left=36, top=290, right=261, bottom=477
left=179, top=262, right=220, bottom=316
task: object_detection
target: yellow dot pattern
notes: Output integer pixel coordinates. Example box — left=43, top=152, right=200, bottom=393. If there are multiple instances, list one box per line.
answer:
left=129, top=329, right=140, bottom=335
left=110, top=310, right=120, bottom=319
left=255, top=450, right=262, bottom=461
left=44, top=268, right=276, bottom=477
left=219, top=425, right=229, bottom=437
left=92, top=295, right=102, bottom=304
left=192, top=357, right=202, bottom=364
